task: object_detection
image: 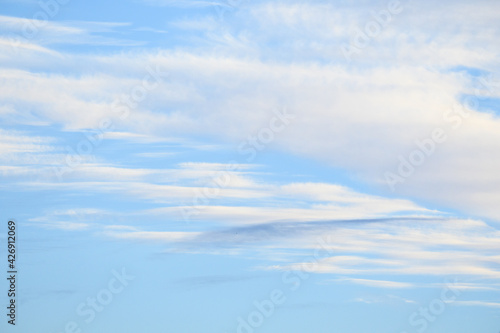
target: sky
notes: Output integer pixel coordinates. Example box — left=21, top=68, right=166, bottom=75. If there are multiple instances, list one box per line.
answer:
left=1, top=0, right=500, bottom=332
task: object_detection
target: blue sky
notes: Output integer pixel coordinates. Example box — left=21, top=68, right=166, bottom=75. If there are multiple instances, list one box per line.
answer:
left=1, top=0, right=500, bottom=332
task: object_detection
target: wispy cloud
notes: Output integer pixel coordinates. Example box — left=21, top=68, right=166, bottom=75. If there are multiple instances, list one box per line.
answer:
left=100, top=216, right=500, bottom=283
left=451, top=301, right=500, bottom=308
left=0, top=129, right=57, bottom=154
left=332, top=277, right=415, bottom=289
left=0, top=15, right=142, bottom=47
left=141, top=0, right=230, bottom=8
left=2, top=0, right=500, bottom=330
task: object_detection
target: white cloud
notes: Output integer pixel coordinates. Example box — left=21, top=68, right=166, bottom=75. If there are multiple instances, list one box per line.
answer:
left=0, top=36, right=60, bottom=55
left=333, top=277, right=415, bottom=289
left=0, top=15, right=140, bottom=47
left=0, top=0, right=499, bottom=243
left=0, top=129, right=56, bottom=154
left=142, top=0, right=229, bottom=8
left=26, top=220, right=90, bottom=231
left=103, top=230, right=201, bottom=241
left=0, top=45, right=484, bottom=220
left=451, top=301, right=500, bottom=308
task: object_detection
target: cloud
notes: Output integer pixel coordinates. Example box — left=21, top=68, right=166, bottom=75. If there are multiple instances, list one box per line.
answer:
left=133, top=27, right=169, bottom=34
left=0, top=129, right=57, bottom=154
left=451, top=301, right=500, bottom=308
left=26, top=220, right=90, bottom=231
left=351, top=294, right=416, bottom=305
left=155, top=217, right=500, bottom=278
left=332, top=277, right=415, bottom=289
left=1, top=42, right=493, bottom=221
left=0, top=0, right=498, bottom=254
left=0, top=2, right=499, bottom=325
left=97, top=216, right=500, bottom=286
left=104, top=231, right=201, bottom=241
left=0, top=36, right=60, bottom=55
left=0, top=15, right=141, bottom=47
left=141, top=0, right=230, bottom=8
